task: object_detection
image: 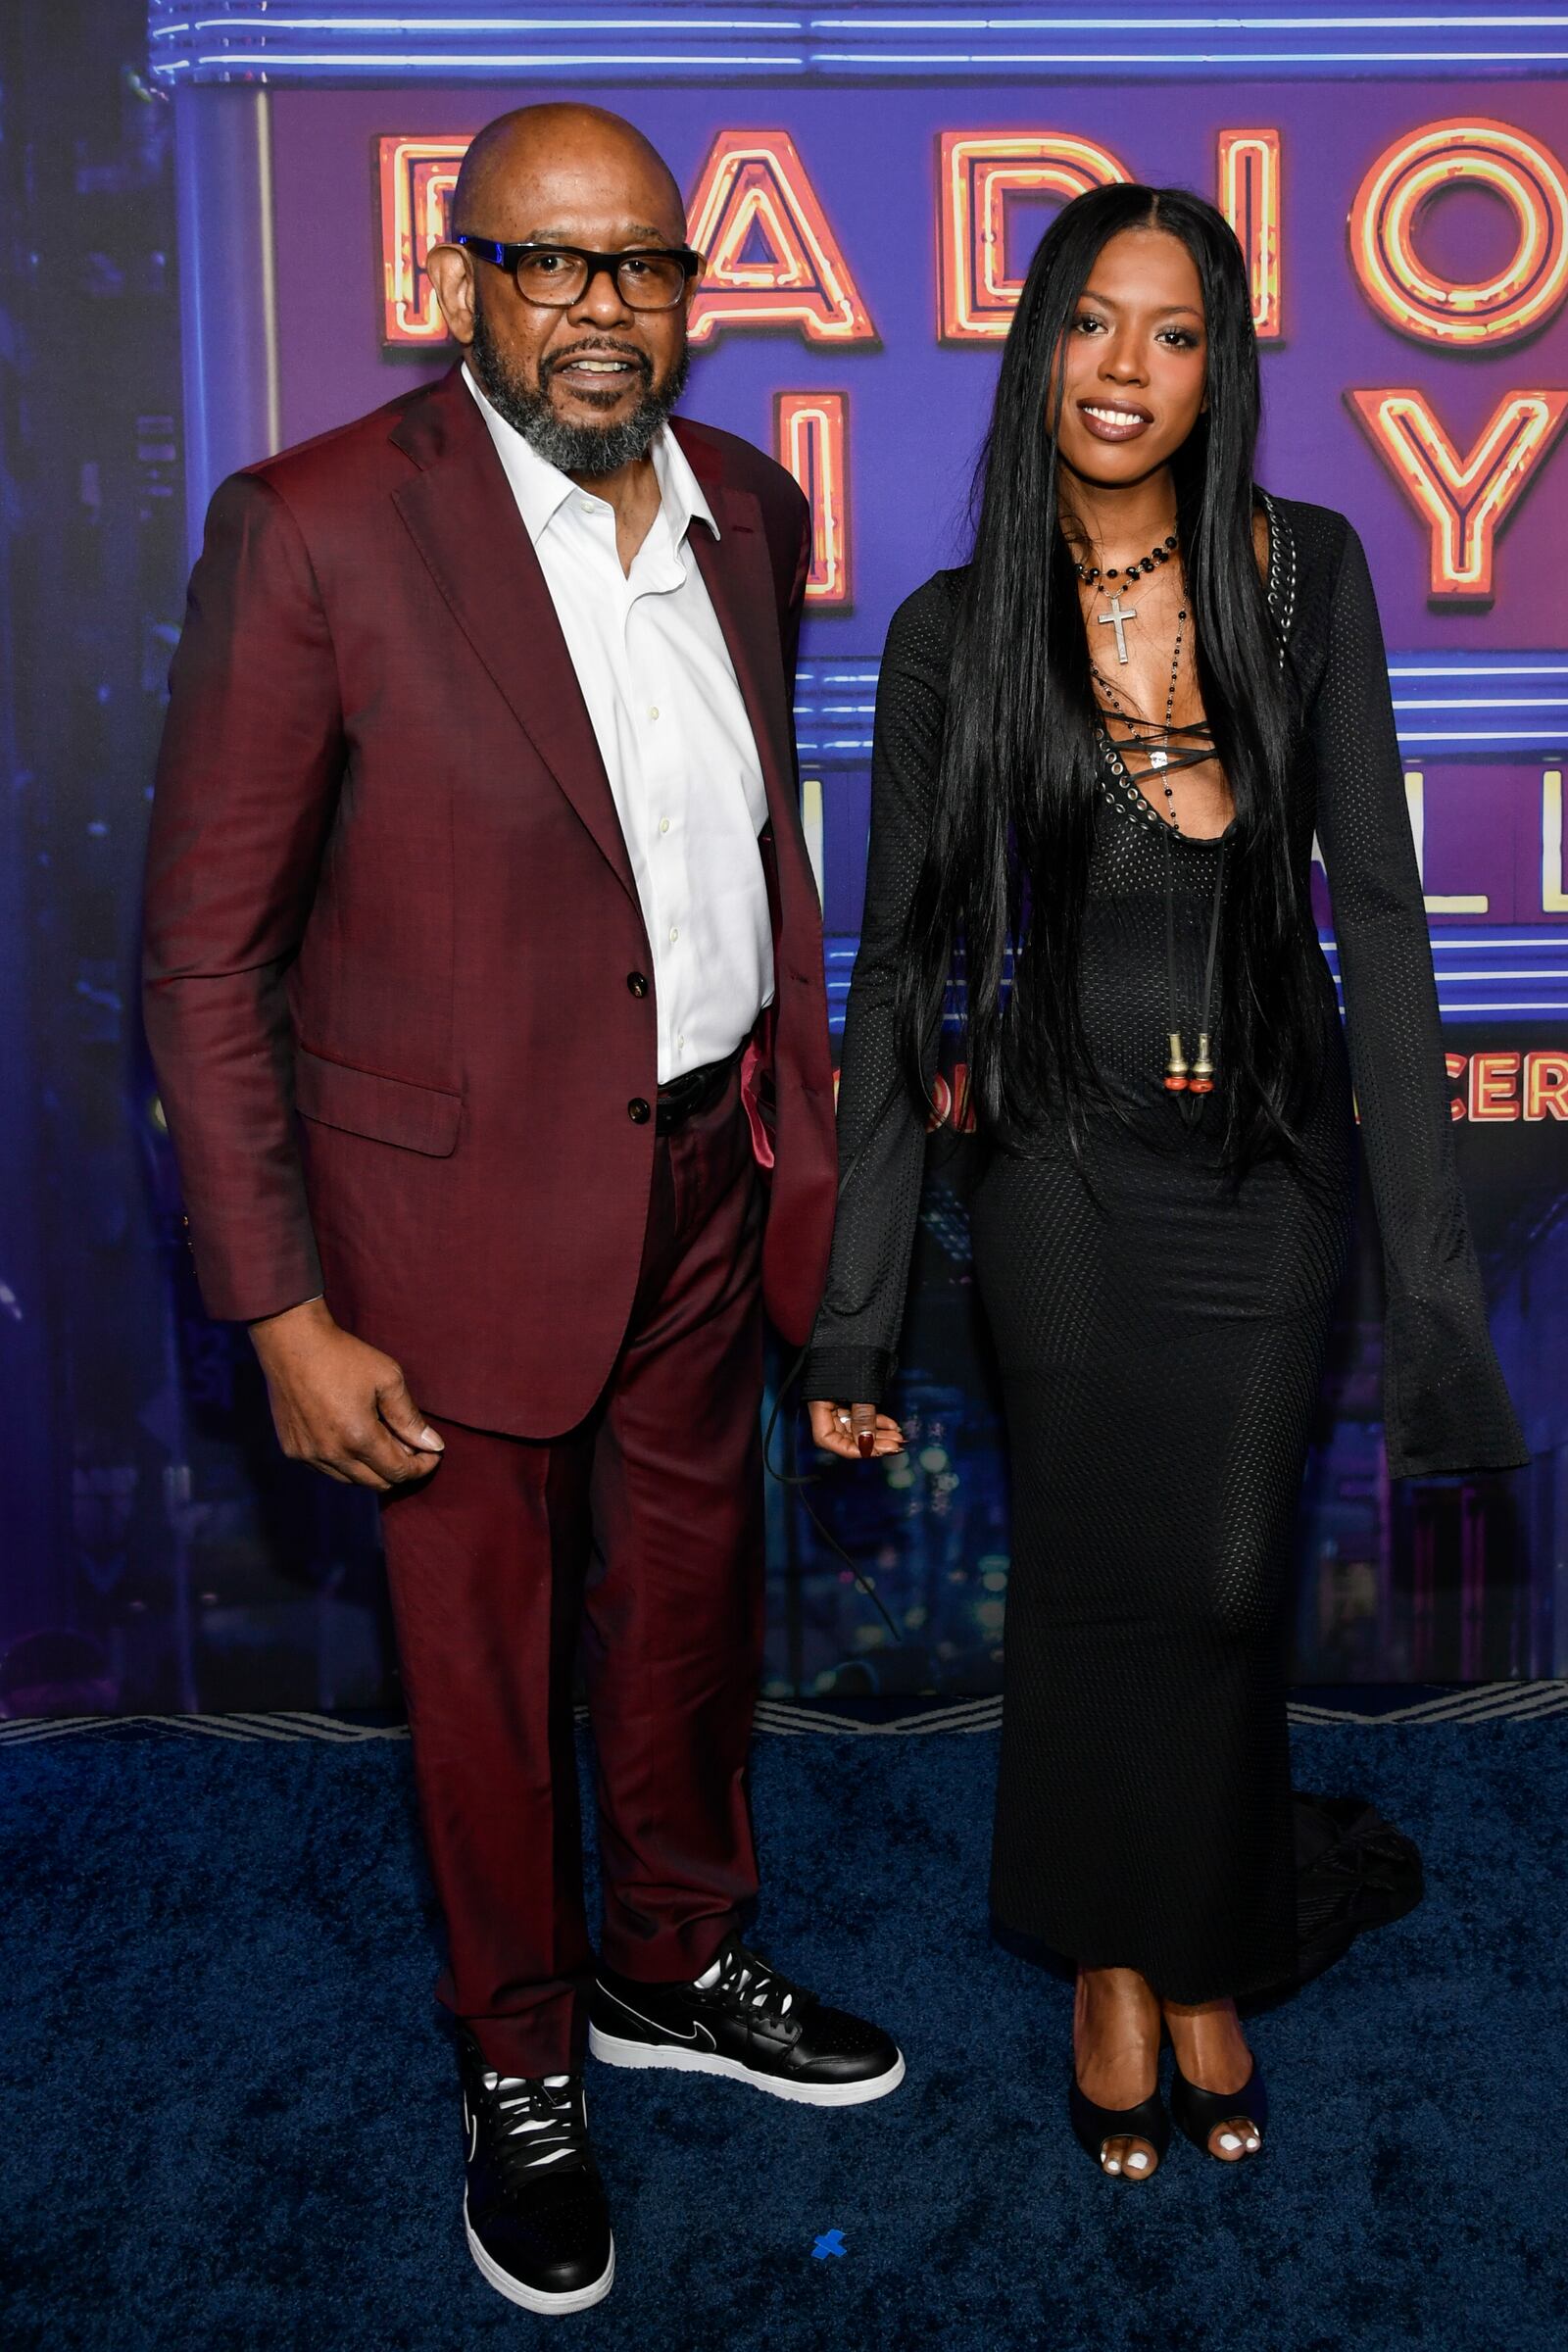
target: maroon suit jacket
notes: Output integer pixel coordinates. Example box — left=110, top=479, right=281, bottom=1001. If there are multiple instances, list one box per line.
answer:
left=143, top=365, right=837, bottom=1438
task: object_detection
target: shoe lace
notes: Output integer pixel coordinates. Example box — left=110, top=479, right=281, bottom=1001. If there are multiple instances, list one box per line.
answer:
left=481, top=2071, right=589, bottom=2185
left=710, top=1941, right=808, bottom=2028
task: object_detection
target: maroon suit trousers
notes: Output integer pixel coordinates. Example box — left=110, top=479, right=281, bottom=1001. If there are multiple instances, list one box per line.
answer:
left=378, top=1070, right=765, bottom=2076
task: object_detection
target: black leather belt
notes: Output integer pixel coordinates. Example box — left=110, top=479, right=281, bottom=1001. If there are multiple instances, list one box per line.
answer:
left=655, top=1047, right=742, bottom=1133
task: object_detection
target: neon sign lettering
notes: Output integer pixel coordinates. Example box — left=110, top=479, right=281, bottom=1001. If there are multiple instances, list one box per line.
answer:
left=774, top=393, right=852, bottom=607
left=1348, top=118, right=1568, bottom=348
left=1347, top=387, right=1568, bottom=599
left=937, top=132, right=1129, bottom=342
left=378, top=134, right=464, bottom=345
left=1544, top=769, right=1568, bottom=913
left=371, top=122, right=1568, bottom=609
left=1218, top=128, right=1283, bottom=340
left=686, top=130, right=877, bottom=347
left=1446, top=1052, right=1568, bottom=1121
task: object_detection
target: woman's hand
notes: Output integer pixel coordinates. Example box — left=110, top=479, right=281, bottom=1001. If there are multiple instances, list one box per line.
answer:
left=807, top=1399, right=907, bottom=1461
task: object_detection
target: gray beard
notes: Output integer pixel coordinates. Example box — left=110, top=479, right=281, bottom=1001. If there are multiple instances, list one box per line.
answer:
left=469, top=296, right=690, bottom=477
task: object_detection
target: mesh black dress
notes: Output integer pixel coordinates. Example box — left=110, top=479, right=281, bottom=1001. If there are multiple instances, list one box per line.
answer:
left=802, top=496, right=1526, bottom=2001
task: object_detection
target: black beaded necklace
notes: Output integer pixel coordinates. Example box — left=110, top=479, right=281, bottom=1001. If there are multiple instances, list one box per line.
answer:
left=1071, top=529, right=1178, bottom=589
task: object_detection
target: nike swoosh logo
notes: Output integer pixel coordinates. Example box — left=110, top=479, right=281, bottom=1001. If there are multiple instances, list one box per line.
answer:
left=599, top=1983, right=715, bottom=2051
left=463, top=2095, right=477, bottom=2162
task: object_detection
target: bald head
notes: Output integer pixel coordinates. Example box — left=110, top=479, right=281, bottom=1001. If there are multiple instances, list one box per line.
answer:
left=452, top=103, right=685, bottom=244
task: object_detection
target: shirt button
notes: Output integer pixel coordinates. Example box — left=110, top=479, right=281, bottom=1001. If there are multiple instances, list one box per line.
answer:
left=659, top=817, right=670, bottom=834
left=627, top=1098, right=651, bottom=1124
left=648, top=705, right=660, bottom=720
left=668, top=925, right=679, bottom=942
left=626, top=971, right=649, bottom=998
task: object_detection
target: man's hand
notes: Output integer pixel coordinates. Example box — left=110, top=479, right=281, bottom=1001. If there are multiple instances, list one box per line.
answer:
left=249, top=1298, right=446, bottom=1492
left=807, top=1399, right=906, bottom=1462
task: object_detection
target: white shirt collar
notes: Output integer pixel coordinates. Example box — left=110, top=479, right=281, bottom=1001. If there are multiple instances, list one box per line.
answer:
left=463, top=362, right=719, bottom=549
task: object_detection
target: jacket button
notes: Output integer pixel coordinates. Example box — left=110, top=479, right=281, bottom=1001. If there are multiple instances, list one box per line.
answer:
left=628, top=1098, right=651, bottom=1123
left=626, top=971, right=649, bottom=998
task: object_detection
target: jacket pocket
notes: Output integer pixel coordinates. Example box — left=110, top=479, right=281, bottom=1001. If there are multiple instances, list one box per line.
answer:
left=293, top=1044, right=462, bottom=1157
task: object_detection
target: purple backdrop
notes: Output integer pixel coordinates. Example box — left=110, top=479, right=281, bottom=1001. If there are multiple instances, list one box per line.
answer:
left=260, top=79, right=1568, bottom=1692
left=4, top=20, right=1564, bottom=1717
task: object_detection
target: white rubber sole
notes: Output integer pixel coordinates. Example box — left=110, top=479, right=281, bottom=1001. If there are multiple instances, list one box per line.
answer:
left=588, top=2024, right=906, bottom=2106
left=464, top=2200, right=615, bottom=2316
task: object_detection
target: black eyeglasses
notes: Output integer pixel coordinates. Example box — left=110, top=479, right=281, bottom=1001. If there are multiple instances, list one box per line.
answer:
left=453, top=237, right=702, bottom=312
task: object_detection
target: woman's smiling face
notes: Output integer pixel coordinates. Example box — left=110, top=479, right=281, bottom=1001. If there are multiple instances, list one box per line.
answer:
left=1052, top=225, right=1209, bottom=491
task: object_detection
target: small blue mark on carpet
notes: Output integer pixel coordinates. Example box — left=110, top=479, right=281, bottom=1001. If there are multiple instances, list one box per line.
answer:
left=812, top=2229, right=847, bottom=2259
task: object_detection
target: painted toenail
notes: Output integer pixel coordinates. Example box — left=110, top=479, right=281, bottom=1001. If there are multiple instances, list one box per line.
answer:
left=1218, top=2132, right=1242, bottom=2150
left=1127, top=2152, right=1149, bottom=2170
left=1102, top=2157, right=1121, bottom=2174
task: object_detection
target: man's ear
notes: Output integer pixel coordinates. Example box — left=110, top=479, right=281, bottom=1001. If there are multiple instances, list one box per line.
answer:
left=427, top=244, right=478, bottom=348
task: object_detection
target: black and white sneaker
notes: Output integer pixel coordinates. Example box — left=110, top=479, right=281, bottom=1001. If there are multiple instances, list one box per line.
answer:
left=589, top=1936, right=905, bottom=2106
left=457, top=2029, right=614, bottom=2316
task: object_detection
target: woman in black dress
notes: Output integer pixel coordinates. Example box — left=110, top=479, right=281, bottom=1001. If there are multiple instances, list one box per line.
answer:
left=803, top=185, right=1524, bottom=2180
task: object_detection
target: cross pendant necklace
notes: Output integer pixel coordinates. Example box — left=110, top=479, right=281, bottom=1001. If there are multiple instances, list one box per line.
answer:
left=1097, top=590, right=1137, bottom=663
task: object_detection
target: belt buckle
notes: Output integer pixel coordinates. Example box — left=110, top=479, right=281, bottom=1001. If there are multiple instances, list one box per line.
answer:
left=655, top=1052, right=732, bottom=1133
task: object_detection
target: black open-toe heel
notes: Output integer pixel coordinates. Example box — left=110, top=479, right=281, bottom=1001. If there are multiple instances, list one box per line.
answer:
left=1068, top=2077, right=1170, bottom=2180
left=1169, top=2061, right=1267, bottom=2161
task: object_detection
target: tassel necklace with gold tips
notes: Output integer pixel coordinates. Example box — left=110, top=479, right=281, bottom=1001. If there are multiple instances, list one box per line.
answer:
left=1162, top=822, right=1190, bottom=1093
left=1093, top=591, right=1228, bottom=1108
left=1159, top=823, right=1228, bottom=1104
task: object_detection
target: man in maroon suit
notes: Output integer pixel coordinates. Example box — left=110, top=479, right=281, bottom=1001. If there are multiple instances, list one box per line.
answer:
left=143, top=104, right=902, bottom=2317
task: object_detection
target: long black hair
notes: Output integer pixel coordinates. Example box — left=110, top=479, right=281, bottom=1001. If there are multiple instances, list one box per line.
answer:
left=894, top=181, right=1320, bottom=1166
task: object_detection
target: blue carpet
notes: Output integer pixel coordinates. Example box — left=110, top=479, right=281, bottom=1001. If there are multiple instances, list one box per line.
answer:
left=2, top=1721, right=1565, bottom=2351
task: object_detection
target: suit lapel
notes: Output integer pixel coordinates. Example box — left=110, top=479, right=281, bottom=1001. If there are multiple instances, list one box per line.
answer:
left=388, top=374, right=814, bottom=931
left=684, top=472, right=819, bottom=931
left=390, top=370, right=637, bottom=906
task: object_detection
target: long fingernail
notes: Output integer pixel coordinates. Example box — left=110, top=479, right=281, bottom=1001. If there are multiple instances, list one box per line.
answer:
left=420, top=1427, right=445, bottom=1449
left=857, top=1432, right=874, bottom=1458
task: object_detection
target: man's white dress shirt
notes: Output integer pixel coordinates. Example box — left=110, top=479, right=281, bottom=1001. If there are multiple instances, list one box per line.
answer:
left=465, top=366, right=774, bottom=1085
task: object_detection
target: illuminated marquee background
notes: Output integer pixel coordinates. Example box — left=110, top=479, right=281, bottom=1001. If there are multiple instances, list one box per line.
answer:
left=276, top=68, right=1568, bottom=1698
left=4, top=3, right=1566, bottom=1719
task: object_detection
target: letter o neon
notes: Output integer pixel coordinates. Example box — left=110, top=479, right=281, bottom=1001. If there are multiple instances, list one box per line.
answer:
left=1349, top=118, right=1568, bottom=345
